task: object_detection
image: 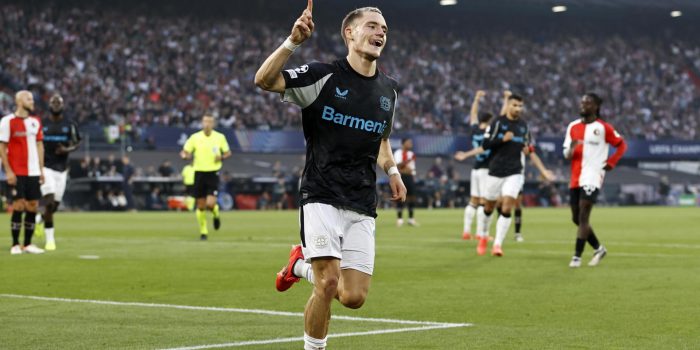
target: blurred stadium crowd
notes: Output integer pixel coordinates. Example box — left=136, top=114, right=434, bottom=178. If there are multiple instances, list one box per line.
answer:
left=1, top=5, right=700, bottom=140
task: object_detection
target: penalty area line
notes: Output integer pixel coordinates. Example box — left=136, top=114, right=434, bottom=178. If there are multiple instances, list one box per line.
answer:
left=0, top=293, right=473, bottom=329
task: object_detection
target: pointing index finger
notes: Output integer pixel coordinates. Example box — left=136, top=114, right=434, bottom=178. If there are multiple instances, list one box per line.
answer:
left=307, top=0, right=313, bottom=13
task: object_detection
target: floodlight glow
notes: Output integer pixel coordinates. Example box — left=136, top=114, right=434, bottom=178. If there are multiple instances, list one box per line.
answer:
left=440, top=0, right=457, bottom=6
left=552, top=6, right=567, bottom=13
left=670, top=11, right=682, bottom=18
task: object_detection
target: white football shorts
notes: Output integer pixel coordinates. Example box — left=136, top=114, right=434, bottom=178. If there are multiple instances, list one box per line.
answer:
left=40, top=167, right=69, bottom=202
left=300, top=202, right=375, bottom=275
left=483, top=173, right=524, bottom=201
left=470, top=168, right=489, bottom=199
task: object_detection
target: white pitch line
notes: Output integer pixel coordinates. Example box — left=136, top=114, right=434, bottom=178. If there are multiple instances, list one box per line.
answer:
left=0, top=294, right=471, bottom=327
left=160, top=324, right=469, bottom=350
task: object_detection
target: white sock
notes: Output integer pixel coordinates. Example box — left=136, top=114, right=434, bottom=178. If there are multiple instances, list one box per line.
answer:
left=293, top=259, right=315, bottom=284
left=494, top=215, right=512, bottom=246
left=45, top=228, right=55, bottom=243
left=35, top=213, right=43, bottom=224
left=304, top=333, right=327, bottom=350
left=476, top=206, right=488, bottom=238
left=464, top=205, right=477, bottom=233
left=486, top=212, right=495, bottom=236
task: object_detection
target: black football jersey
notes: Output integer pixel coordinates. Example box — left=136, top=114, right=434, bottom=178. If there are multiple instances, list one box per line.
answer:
left=42, top=117, right=81, bottom=172
left=482, top=115, right=531, bottom=177
left=282, top=59, right=398, bottom=218
left=470, top=124, right=491, bottom=170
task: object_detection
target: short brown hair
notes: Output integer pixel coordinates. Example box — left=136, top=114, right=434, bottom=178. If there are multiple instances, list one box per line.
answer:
left=340, top=7, right=382, bottom=46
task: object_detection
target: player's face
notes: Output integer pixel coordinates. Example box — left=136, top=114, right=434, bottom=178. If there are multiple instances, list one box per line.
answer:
left=579, top=95, right=597, bottom=117
left=403, top=139, right=413, bottom=150
left=202, top=116, right=215, bottom=132
left=49, top=95, right=64, bottom=115
left=348, top=12, right=388, bottom=60
left=507, top=100, right=523, bottom=118
left=19, top=93, right=35, bottom=113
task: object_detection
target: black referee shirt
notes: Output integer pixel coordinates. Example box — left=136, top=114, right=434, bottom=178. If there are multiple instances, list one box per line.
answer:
left=282, top=58, right=398, bottom=218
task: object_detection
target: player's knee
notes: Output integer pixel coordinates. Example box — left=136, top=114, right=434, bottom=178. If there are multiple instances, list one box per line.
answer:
left=315, top=275, right=339, bottom=300
left=339, top=290, right=367, bottom=309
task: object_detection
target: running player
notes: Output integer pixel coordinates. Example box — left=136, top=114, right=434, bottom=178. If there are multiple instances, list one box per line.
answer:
left=179, top=115, right=231, bottom=240
left=564, top=93, right=627, bottom=267
left=479, top=93, right=555, bottom=256
left=0, top=91, right=45, bottom=254
left=394, top=137, right=418, bottom=227
left=455, top=90, right=491, bottom=240
left=255, top=2, right=406, bottom=350
left=38, top=94, right=81, bottom=251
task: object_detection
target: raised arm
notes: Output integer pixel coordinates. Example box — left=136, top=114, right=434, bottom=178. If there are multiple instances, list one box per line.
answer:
left=499, top=90, right=512, bottom=116
left=469, top=90, right=485, bottom=125
left=254, top=0, right=314, bottom=93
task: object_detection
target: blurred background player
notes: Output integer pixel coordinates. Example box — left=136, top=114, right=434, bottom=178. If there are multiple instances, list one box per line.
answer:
left=181, top=161, right=196, bottom=211
left=564, top=93, right=627, bottom=268
left=0, top=91, right=45, bottom=254
left=180, top=115, right=231, bottom=240
left=255, top=2, right=406, bottom=350
left=480, top=93, right=555, bottom=256
left=394, top=137, right=418, bottom=227
left=36, top=94, right=81, bottom=251
left=455, top=90, right=491, bottom=240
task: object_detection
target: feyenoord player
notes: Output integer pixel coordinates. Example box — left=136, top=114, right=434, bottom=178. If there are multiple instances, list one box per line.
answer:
left=564, top=93, right=627, bottom=268
left=255, top=2, right=406, bottom=349
left=394, top=137, right=418, bottom=227
left=1, top=91, right=45, bottom=255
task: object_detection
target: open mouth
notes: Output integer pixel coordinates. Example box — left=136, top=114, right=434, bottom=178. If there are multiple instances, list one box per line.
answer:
left=369, top=38, right=383, bottom=47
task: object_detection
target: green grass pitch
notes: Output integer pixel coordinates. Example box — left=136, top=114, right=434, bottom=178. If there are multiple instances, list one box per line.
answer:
left=1, top=207, right=699, bottom=349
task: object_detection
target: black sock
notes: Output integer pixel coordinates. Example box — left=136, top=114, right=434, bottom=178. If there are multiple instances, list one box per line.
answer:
left=23, top=212, right=36, bottom=246
left=587, top=230, right=600, bottom=250
left=46, top=220, right=54, bottom=229
left=496, top=207, right=504, bottom=217
left=514, top=208, right=522, bottom=234
left=397, top=210, right=403, bottom=219
left=408, top=203, right=414, bottom=219
left=575, top=238, right=586, bottom=258
left=11, top=211, right=23, bottom=246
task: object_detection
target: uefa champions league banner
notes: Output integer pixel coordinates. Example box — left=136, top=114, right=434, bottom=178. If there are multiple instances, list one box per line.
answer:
left=143, top=127, right=700, bottom=160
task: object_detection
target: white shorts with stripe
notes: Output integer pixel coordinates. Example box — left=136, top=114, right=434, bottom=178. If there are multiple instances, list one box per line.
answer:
left=469, top=168, right=489, bottom=199
left=483, top=173, right=524, bottom=201
left=300, top=202, right=375, bottom=275
left=40, top=167, right=69, bottom=202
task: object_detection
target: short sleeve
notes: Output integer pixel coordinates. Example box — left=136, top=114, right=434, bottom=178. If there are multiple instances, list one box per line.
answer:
left=183, top=134, right=195, bottom=153
left=604, top=122, right=624, bottom=147
left=70, top=121, right=82, bottom=143
left=219, top=134, right=230, bottom=153
left=381, top=89, right=398, bottom=139
left=35, top=118, right=43, bottom=141
left=0, top=117, right=9, bottom=143
left=281, top=62, right=334, bottom=108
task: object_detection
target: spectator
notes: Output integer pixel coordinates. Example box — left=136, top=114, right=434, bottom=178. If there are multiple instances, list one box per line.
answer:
left=158, top=160, right=175, bottom=177
left=146, top=187, right=165, bottom=210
